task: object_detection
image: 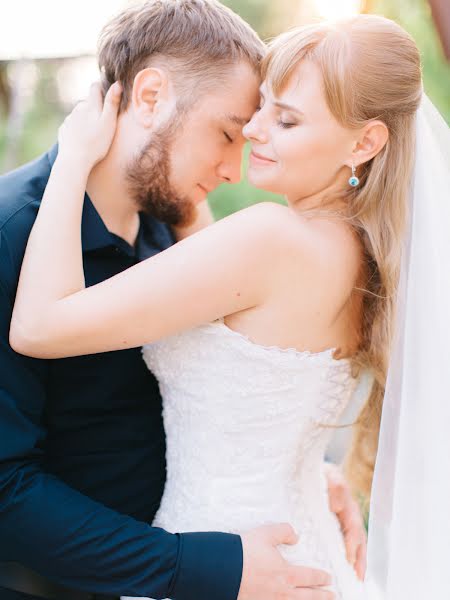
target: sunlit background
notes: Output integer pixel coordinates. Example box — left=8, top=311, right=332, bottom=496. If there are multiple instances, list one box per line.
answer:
left=315, top=0, right=363, bottom=18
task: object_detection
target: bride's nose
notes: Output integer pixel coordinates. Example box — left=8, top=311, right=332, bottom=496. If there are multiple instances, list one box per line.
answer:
left=243, top=112, right=269, bottom=144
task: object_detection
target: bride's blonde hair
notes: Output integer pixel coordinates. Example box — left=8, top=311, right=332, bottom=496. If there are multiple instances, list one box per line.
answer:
left=262, top=15, right=422, bottom=499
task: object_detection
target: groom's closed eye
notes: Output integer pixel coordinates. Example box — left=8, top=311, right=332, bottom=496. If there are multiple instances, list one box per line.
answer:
left=224, top=113, right=253, bottom=127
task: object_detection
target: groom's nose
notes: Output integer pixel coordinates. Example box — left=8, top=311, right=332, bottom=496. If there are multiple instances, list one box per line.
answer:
left=217, top=149, right=243, bottom=185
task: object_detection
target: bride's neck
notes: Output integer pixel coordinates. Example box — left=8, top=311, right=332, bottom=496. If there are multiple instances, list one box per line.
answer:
left=288, top=174, right=349, bottom=216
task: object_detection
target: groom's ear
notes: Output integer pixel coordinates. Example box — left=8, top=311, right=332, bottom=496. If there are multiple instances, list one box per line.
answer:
left=131, top=67, right=174, bottom=127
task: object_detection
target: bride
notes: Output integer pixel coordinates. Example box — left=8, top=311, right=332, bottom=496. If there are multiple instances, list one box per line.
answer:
left=10, top=14, right=450, bottom=600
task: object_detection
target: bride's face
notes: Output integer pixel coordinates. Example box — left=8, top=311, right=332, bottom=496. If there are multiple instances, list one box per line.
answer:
left=243, top=59, right=355, bottom=203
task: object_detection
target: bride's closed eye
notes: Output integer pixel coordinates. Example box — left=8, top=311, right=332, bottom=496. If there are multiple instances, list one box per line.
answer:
left=278, top=119, right=297, bottom=129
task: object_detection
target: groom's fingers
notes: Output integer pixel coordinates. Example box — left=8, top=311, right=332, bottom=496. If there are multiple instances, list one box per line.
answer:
left=267, top=522, right=299, bottom=546
left=293, top=590, right=334, bottom=600
left=286, top=565, right=332, bottom=588
left=342, top=513, right=366, bottom=577
left=324, top=464, right=366, bottom=576
left=354, top=536, right=367, bottom=581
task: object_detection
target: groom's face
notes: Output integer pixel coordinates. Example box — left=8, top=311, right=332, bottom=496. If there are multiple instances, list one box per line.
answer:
left=126, top=61, right=261, bottom=226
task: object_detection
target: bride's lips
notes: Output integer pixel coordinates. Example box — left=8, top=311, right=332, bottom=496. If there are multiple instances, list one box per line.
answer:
left=249, top=150, right=277, bottom=167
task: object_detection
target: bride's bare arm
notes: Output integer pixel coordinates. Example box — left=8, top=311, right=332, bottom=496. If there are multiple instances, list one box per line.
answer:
left=10, top=170, right=284, bottom=358
left=8, top=84, right=292, bottom=358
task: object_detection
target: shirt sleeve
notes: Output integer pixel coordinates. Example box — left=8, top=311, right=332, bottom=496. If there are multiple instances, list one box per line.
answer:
left=0, top=226, right=243, bottom=600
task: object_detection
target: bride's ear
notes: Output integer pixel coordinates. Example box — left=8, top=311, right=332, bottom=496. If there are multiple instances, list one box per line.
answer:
left=347, top=120, right=389, bottom=168
left=131, top=67, right=173, bottom=128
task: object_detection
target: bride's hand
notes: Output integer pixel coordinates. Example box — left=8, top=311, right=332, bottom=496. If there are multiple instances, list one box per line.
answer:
left=57, top=81, right=122, bottom=172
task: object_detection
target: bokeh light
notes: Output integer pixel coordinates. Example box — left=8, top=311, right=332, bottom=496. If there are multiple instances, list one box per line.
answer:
left=313, top=0, right=363, bottom=19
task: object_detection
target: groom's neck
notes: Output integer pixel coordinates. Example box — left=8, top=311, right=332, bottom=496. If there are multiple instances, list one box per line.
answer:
left=86, top=147, right=140, bottom=247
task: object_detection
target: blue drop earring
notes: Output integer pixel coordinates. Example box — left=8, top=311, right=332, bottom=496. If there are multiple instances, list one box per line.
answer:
left=348, top=163, right=360, bottom=187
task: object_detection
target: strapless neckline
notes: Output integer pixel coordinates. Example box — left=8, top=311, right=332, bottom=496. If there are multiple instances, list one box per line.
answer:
left=205, top=318, right=340, bottom=361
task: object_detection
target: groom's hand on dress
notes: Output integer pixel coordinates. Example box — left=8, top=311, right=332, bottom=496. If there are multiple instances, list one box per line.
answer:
left=324, top=463, right=367, bottom=581
left=238, top=523, right=335, bottom=600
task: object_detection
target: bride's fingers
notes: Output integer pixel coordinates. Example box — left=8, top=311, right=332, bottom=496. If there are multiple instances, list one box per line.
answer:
left=88, top=81, right=104, bottom=112
left=100, top=82, right=122, bottom=129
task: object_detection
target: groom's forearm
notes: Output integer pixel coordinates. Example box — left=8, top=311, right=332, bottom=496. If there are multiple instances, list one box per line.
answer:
left=1, top=242, right=243, bottom=600
left=0, top=458, right=243, bottom=599
left=0, top=463, right=178, bottom=597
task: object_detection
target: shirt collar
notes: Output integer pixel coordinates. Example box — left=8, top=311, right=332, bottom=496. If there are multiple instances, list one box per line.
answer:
left=46, top=144, right=175, bottom=256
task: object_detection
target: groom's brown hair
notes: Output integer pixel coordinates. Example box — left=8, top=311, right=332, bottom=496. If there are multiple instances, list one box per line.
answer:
left=98, top=0, right=265, bottom=111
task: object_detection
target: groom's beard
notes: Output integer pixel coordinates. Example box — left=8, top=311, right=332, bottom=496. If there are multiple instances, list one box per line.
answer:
left=125, top=121, right=196, bottom=227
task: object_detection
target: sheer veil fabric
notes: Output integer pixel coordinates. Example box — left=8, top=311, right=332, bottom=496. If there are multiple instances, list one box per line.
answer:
left=365, top=95, right=450, bottom=598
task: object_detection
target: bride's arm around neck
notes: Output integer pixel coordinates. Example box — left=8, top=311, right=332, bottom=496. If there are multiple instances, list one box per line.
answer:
left=10, top=186, right=306, bottom=359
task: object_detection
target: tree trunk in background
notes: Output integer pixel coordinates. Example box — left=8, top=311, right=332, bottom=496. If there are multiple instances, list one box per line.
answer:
left=362, top=0, right=376, bottom=13
left=0, top=62, right=10, bottom=115
left=1, top=61, right=36, bottom=173
left=428, top=0, right=450, bottom=59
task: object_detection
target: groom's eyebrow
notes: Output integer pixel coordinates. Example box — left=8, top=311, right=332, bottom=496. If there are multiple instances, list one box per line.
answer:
left=223, top=113, right=252, bottom=126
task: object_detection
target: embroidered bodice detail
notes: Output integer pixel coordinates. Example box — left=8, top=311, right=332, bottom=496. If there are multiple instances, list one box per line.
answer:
left=142, top=321, right=363, bottom=599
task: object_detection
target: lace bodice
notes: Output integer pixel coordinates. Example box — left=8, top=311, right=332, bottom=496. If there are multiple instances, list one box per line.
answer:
left=141, top=321, right=364, bottom=599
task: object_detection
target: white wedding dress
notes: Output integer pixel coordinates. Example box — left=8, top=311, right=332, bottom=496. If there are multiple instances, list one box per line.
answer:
left=139, top=319, right=365, bottom=599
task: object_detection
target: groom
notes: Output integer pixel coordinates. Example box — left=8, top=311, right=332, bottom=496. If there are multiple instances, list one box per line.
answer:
left=0, top=1, right=366, bottom=599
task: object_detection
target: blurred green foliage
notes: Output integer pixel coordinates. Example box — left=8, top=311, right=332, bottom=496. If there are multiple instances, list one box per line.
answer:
left=0, top=0, right=448, bottom=221
left=373, top=0, right=450, bottom=122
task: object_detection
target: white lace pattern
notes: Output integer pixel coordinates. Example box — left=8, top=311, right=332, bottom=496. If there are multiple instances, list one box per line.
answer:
left=140, top=321, right=364, bottom=599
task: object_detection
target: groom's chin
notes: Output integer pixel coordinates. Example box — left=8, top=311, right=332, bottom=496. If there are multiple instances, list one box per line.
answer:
left=140, top=195, right=197, bottom=227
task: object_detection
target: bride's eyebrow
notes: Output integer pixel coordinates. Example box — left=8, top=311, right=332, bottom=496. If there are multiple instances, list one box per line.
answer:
left=260, top=87, right=304, bottom=116
left=273, top=101, right=304, bottom=116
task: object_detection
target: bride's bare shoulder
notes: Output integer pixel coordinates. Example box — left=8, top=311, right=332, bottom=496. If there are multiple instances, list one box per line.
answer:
left=232, top=202, right=361, bottom=265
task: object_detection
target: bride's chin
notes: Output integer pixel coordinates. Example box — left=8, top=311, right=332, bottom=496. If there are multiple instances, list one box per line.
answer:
left=246, top=171, right=282, bottom=194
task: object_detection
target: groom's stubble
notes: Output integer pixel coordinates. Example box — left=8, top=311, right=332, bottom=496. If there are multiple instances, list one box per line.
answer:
left=125, top=111, right=197, bottom=228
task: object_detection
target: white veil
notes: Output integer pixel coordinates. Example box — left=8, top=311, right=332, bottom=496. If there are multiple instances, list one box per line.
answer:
left=365, top=95, right=450, bottom=598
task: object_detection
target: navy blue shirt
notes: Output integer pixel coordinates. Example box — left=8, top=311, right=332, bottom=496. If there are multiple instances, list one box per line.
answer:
left=0, top=146, right=243, bottom=599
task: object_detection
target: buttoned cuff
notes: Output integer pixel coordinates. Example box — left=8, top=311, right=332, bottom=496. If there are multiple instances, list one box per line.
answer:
left=169, top=532, right=243, bottom=600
